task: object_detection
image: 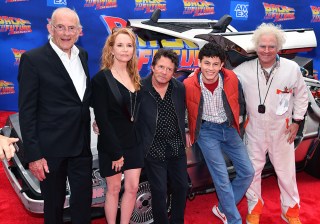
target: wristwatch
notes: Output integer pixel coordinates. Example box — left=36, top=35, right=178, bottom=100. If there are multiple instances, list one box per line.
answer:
left=292, top=119, right=302, bottom=125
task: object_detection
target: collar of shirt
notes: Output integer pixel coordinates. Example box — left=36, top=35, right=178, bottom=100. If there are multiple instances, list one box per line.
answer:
left=151, top=79, right=173, bottom=100
left=258, top=55, right=280, bottom=74
left=49, top=38, right=86, bottom=101
left=49, top=38, right=79, bottom=61
left=199, top=72, right=223, bottom=92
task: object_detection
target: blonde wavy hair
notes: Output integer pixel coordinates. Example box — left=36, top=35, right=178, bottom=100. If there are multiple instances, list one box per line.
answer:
left=100, top=28, right=141, bottom=90
left=252, top=23, right=286, bottom=52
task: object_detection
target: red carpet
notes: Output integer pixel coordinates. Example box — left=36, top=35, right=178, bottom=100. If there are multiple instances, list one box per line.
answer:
left=1, top=111, right=320, bottom=224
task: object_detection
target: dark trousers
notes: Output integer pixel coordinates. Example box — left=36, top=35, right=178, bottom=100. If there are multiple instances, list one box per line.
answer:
left=40, top=154, right=92, bottom=224
left=145, top=154, right=188, bottom=224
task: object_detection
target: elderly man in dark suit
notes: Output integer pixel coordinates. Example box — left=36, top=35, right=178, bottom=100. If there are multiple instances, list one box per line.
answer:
left=18, top=7, right=92, bottom=224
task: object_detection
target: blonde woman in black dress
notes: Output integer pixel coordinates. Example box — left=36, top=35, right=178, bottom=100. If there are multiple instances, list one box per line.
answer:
left=92, top=28, right=142, bottom=224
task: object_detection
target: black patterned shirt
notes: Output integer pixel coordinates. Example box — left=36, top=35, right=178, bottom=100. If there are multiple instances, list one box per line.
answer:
left=148, top=81, right=185, bottom=161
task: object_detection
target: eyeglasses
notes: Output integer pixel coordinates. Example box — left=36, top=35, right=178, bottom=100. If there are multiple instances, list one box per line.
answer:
left=155, top=65, right=174, bottom=73
left=52, top=24, right=79, bottom=34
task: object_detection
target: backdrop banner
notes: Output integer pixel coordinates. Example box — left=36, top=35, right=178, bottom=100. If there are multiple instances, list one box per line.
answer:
left=0, top=0, right=319, bottom=111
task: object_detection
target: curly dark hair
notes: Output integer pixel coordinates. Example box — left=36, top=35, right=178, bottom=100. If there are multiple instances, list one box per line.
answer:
left=198, top=42, right=226, bottom=63
left=151, top=48, right=179, bottom=73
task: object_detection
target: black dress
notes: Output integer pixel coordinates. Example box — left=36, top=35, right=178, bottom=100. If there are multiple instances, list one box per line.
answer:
left=92, top=69, right=143, bottom=177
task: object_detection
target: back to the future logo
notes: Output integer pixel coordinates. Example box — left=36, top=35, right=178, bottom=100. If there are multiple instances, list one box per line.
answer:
left=230, top=1, right=249, bottom=20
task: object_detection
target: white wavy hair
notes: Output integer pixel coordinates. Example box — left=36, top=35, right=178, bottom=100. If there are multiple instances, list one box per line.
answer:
left=252, top=23, right=286, bottom=52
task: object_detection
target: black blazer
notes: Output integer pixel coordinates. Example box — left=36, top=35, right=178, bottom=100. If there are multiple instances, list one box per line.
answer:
left=18, top=42, right=92, bottom=163
left=91, top=69, right=139, bottom=161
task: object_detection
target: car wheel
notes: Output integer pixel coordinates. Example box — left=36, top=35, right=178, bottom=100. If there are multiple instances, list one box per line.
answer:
left=127, top=180, right=172, bottom=224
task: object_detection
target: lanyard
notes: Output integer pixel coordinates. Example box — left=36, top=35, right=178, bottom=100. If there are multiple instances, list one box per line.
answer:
left=257, top=60, right=275, bottom=106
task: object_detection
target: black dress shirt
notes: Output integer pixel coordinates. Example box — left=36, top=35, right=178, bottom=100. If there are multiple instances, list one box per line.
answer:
left=148, top=81, right=185, bottom=161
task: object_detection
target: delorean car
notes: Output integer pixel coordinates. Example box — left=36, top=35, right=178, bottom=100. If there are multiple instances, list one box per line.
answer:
left=2, top=9, right=320, bottom=224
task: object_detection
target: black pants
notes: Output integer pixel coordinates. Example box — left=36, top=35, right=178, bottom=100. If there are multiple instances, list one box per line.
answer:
left=145, top=154, right=188, bottom=224
left=40, top=154, right=92, bottom=224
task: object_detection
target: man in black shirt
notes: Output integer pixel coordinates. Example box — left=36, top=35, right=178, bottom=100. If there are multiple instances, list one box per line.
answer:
left=137, top=49, right=188, bottom=224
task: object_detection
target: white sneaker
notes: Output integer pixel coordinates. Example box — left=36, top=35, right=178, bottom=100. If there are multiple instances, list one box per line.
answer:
left=212, top=205, right=228, bottom=224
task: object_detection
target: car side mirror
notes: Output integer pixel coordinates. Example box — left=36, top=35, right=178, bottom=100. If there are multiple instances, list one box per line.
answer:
left=142, top=8, right=161, bottom=25
left=210, top=14, right=232, bottom=33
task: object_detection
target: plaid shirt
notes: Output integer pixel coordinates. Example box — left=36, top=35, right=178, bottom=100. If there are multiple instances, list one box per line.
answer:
left=200, top=73, right=228, bottom=123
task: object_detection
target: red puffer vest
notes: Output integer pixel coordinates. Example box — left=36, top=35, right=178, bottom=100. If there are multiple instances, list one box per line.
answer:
left=184, top=67, right=241, bottom=144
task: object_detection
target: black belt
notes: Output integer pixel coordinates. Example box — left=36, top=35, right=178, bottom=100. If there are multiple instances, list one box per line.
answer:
left=202, top=120, right=228, bottom=125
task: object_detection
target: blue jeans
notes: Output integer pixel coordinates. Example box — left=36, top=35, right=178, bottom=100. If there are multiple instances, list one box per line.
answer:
left=197, top=121, right=254, bottom=224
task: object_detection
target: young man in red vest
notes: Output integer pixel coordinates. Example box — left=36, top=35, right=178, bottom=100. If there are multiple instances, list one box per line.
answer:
left=184, top=42, right=254, bottom=224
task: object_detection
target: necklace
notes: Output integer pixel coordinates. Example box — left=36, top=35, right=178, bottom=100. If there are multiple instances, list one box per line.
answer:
left=112, top=67, right=137, bottom=122
left=129, top=90, right=137, bottom=122
left=113, top=67, right=126, bottom=85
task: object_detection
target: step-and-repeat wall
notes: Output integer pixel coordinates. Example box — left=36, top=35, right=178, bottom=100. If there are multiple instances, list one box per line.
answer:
left=1, top=0, right=319, bottom=111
